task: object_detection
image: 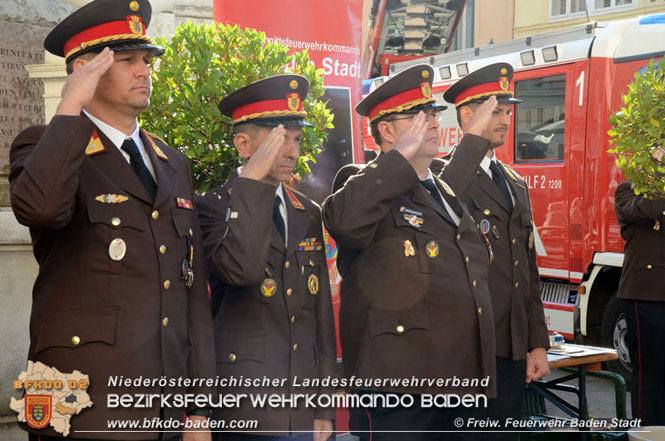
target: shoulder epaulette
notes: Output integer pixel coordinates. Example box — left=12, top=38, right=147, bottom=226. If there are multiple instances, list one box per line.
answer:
left=501, top=163, right=524, bottom=183
left=143, top=130, right=168, bottom=145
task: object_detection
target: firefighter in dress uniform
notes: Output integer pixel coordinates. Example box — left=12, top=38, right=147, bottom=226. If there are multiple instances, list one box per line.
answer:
left=442, top=63, right=550, bottom=438
left=615, top=157, right=665, bottom=425
left=322, top=64, right=500, bottom=440
left=9, top=0, right=216, bottom=440
left=196, top=75, right=337, bottom=441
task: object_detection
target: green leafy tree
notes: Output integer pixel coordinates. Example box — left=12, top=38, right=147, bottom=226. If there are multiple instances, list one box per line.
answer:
left=608, top=58, right=665, bottom=197
left=141, top=22, right=334, bottom=193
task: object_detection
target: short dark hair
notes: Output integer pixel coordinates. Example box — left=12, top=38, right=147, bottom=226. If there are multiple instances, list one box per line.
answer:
left=234, top=122, right=264, bottom=137
left=456, top=101, right=480, bottom=128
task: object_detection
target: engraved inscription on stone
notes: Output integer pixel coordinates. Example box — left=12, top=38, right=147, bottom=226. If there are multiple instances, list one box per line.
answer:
left=0, top=21, right=48, bottom=175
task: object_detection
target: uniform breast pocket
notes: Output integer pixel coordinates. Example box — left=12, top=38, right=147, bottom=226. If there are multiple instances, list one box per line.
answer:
left=296, top=252, right=323, bottom=310
left=86, top=196, right=147, bottom=274
left=34, top=306, right=118, bottom=355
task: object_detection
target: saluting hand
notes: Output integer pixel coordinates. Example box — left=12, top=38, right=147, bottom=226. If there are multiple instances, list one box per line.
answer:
left=241, top=125, right=286, bottom=183
left=56, top=47, right=115, bottom=116
left=465, top=95, right=498, bottom=137
left=392, top=111, right=428, bottom=161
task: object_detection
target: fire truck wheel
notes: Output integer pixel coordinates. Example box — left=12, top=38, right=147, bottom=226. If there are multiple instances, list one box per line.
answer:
left=600, top=293, right=632, bottom=388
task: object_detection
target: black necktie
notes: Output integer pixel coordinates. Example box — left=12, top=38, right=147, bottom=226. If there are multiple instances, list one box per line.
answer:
left=420, top=179, right=445, bottom=210
left=121, top=138, right=157, bottom=200
left=273, top=196, right=286, bottom=240
left=489, top=160, right=514, bottom=212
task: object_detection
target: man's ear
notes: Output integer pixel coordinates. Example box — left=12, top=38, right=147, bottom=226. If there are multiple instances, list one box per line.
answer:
left=377, top=120, right=396, bottom=145
left=458, top=106, right=474, bottom=130
left=71, top=54, right=94, bottom=72
left=233, top=133, right=253, bottom=159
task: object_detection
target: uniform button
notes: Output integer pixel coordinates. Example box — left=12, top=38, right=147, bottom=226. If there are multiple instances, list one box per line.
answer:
left=287, top=288, right=293, bottom=296
left=514, top=260, right=519, bottom=267
left=159, top=245, right=167, bottom=254
left=484, top=209, right=491, bottom=216
left=111, top=217, right=121, bottom=226
left=478, top=307, right=482, bottom=315
left=285, top=261, right=291, bottom=269
left=71, top=336, right=80, bottom=346
left=472, top=280, right=477, bottom=288
left=456, top=234, right=461, bottom=241
left=396, top=325, right=405, bottom=334
left=647, top=264, right=653, bottom=270
left=514, top=282, right=520, bottom=288
left=465, top=256, right=470, bottom=264
left=162, top=317, right=169, bottom=327
left=291, top=315, right=296, bottom=324
left=292, top=343, right=298, bottom=351
left=228, top=353, right=237, bottom=363
left=151, top=210, right=159, bottom=220
left=512, top=239, right=517, bottom=246
left=163, top=280, right=171, bottom=289
left=188, top=228, right=193, bottom=237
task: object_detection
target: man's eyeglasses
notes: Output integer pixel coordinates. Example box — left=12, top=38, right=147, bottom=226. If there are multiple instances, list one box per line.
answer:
left=385, top=109, right=442, bottom=122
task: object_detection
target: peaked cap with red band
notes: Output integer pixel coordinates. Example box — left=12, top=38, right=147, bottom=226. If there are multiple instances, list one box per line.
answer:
left=356, top=64, right=447, bottom=122
left=218, top=75, right=312, bottom=127
left=44, top=0, right=164, bottom=63
left=444, top=62, right=522, bottom=108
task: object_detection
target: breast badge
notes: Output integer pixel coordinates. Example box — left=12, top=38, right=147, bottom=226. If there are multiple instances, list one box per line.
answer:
left=95, top=194, right=128, bottom=203
left=400, top=206, right=424, bottom=228
left=479, top=219, right=494, bottom=262
left=425, top=240, right=439, bottom=258
left=404, top=240, right=416, bottom=257
left=307, top=274, right=319, bottom=295
left=260, top=278, right=277, bottom=297
left=108, top=238, right=126, bottom=261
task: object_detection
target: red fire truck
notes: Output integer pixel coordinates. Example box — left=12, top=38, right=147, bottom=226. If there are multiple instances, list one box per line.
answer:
left=361, top=13, right=665, bottom=380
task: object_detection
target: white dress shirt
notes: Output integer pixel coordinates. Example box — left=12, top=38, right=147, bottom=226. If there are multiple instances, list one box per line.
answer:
left=479, top=152, right=515, bottom=205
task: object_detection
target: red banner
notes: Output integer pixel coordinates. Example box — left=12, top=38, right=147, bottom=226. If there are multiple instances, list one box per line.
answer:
left=214, top=0, right=365, bottom=164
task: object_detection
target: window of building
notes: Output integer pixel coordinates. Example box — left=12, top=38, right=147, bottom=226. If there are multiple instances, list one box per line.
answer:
left=451, top=0, right=474, bottom=51
left=550, top=0, right=586, bottom=18
left=594, top=0, right=635, bottom=10
left=514, top=75, right=566, bottom=163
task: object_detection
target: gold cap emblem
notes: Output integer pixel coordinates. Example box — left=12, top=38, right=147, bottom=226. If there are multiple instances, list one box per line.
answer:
left=290, top=80, right=299, bottom=89
left=500, top=67, right=508, bottom=75
left=129, top=1, right=140, bottom=12
left=128, top=15, right=143, bottom=35
left=421, top=69, right=430, bottom=79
